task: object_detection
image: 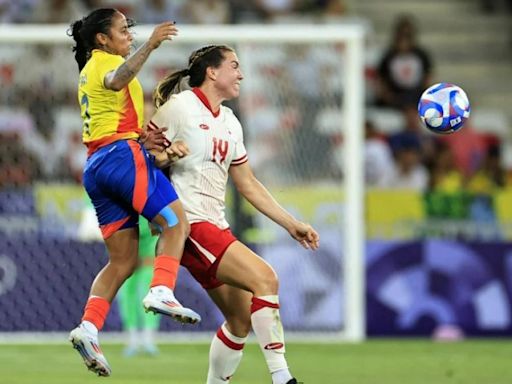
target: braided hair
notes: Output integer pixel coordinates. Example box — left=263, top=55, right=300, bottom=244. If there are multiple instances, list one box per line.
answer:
left=153, top=45, right=234, bottom=108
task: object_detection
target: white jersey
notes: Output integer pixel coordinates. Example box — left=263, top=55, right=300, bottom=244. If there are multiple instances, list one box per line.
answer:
left=149, top=89, right=248, bottom=229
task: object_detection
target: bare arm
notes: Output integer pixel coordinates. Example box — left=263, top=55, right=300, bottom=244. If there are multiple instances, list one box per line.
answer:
left=104, top=22, right=178, bottom=91
left=229, top=162, right=320, bottom=250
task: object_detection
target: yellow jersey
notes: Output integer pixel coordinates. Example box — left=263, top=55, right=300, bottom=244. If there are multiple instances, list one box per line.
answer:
left=78, top=49, right=144, bottom=156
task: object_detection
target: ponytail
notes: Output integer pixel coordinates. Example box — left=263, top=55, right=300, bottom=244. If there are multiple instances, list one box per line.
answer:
left=153, top=69, right=189, bottom=108
left=67, top=8, right=118, bottom=72
left=68, top=18, right=87, bottom=71
left=153, top=44, right=235, bottom=108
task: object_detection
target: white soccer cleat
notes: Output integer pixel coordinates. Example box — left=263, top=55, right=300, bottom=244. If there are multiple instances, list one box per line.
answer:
left=142, top=286, right=201, bottom=324
left=69, top=325, right=112, bottom=377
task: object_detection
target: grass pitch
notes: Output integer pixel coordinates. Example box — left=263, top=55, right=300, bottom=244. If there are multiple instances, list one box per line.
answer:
left=1, top=339, right=511, bottom=384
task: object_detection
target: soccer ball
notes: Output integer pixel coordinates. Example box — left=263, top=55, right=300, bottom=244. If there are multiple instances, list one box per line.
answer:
left=417, top=83, right=470, bottom=134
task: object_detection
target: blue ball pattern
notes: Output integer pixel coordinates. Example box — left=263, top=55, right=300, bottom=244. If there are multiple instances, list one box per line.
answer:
left=417, top=82, right=470, bottom=134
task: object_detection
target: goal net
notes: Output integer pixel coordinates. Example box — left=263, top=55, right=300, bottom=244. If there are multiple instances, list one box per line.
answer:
left=0, top=24, right=365, bottom=342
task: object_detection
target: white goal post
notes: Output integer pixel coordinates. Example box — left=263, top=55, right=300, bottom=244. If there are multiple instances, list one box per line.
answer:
left=0, top=23, right=365, bottom=342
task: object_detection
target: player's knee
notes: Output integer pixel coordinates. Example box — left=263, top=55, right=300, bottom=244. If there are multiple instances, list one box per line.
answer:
left=180, top=219, right=191, bottom=239
left=124, top=260, right=138, bottom=278
left=254, top=267, right=279, bottom=294
left=110, top=257, right=137, bottom=279
left=152, top=205, right=181, bottom=233
left=163, top=218, right=189, bottom=241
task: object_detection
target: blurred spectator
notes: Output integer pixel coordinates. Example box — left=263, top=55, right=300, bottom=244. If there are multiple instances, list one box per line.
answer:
left=480, top=0, right=512, bottom=13
left=181, top=0, right=231, bottom=24
left=80, top=0, right=103, bottom=10
left=254, top=0, right=296, bottom=22
left=428, top=141, right=463, bottom=192
left=63, top=131, right=87, bottom=184
left=467, top=142, right=506, bottom=193
left=465, top=143, right=505, bottom=232
left=0, top=132, right=40, bottom=188
left=100, top=0, right=136, bottom=17
left=439, top=120, right=488, bottom=178
left=364, top=120, right=394, bottom=187
left=380, top=132, right=428, bottom=191
left=423, top=142, right=469, bottom=224
left=13, top=45, right=77, bottom=180
left=320, top=0, right=347, bottom=21
left=389, top=105, right=438, bottom=170
left=30, top=0, right=86, bottom=23
left=229, top=0, right=264, bottom=23
left=135, top=0, right=186, bottom=24
left=375, top=14, right=433, bottom=109
left=0, top=0, right=36, bottom=23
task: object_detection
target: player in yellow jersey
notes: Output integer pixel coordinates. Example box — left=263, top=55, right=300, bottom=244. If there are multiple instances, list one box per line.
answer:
left=67, top=8, right=200, bottom=377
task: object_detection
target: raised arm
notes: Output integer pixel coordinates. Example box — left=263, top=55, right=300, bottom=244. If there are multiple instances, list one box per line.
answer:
left=229, top=162, right=320, bottom=250
left=104, top=22, right=178, bottom=91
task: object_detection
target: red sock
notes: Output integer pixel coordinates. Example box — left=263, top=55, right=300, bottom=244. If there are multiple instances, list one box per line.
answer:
left=150, top=255, right=179, bottom=289
left=82, top=296, right=110, bottom=331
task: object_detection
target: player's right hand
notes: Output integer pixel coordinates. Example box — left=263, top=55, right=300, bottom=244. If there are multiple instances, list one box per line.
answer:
left=148, top=21, right=178, bottom=50
left=166, top=140, right=189, bottom=162
left=289, top=221, right=320, bottom=251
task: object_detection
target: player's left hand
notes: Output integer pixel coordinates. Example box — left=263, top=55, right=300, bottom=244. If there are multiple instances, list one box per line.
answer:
left=289, top=221, right=320, bottom=250
left=141, top=126, right=169, bottom=152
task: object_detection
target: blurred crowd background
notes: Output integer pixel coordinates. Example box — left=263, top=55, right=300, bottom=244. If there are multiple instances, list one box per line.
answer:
left=0, top=0, right=511, bottom=241
left=1, top=0, right=512, bottom=337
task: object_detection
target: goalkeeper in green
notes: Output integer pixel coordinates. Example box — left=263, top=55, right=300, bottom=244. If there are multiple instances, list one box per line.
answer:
left=118, top=216, right=161, bottom=356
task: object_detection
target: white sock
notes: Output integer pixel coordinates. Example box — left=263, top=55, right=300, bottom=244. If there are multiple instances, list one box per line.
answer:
left=81, top=320, right=98, bottom=336
left=251, top=295, right=290, bottom=376
left=272, top=368, right=293, bottom=384
left=207, top=323, right=247, bottom=384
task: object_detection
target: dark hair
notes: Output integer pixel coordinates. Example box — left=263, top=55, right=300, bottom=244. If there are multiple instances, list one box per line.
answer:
left=153, top=45, right=235, bottom=108
left=393, top=14, right=417, bottom=42
left=67, top=8, right=122, bottom=71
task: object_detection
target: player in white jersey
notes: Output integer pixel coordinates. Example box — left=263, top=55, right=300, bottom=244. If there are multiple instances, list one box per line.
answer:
left=149, top=45, right=320, bottom=384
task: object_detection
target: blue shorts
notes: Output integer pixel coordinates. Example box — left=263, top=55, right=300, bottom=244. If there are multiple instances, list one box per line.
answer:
left=83, top=140, right=178, bottom=238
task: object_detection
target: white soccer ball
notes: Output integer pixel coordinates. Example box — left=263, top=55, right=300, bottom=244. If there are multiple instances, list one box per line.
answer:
left=417, top=83, right=471, bottom=134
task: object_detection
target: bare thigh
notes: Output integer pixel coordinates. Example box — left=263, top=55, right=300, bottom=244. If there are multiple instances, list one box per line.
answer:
left=215, top=241, right=279, bottom=297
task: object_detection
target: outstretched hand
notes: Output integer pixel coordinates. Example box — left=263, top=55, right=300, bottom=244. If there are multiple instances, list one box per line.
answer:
left=289, top=221, right=320, bottom=250
left=148, top=21, right=178, bottom=50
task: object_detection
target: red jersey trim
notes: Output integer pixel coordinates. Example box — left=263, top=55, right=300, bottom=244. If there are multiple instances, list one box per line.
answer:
left=231, top=155, right=248, bottom=166
left=192, top=87, right=220, bottom=118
